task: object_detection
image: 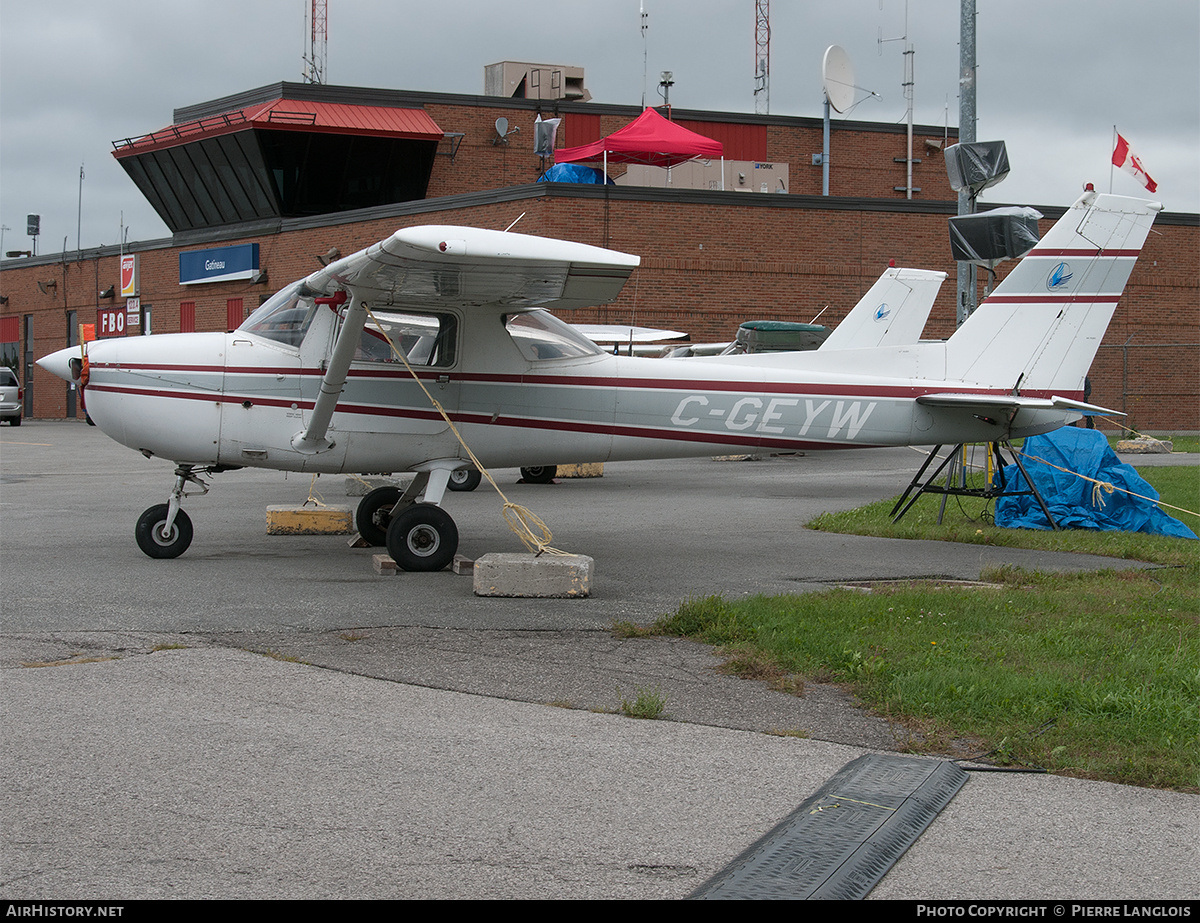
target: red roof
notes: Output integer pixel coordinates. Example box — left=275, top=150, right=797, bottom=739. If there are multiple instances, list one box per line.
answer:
left=114, top=98, right=443, bottom=157
left=553, top=107, right=723, bottom=168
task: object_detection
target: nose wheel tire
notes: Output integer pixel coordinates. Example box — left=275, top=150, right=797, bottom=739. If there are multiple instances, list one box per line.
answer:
left=135, top=504, right=194, bottom=559
left=356, top=485, right=402, bottom=546
left=385, top=504, right=458, bottom=572
left=520, top=465, right=556, bottom=484
left=447, top=468, right=482, bottom=492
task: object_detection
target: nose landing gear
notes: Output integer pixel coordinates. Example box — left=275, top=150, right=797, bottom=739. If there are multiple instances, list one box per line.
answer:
left=134, top=464, right=212, bottom=559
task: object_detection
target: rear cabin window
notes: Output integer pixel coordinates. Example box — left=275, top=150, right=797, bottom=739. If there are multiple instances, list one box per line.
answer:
left=505, top=310, right=602, bottom=361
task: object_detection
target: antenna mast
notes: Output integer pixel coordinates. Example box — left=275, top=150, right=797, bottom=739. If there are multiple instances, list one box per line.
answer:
left=303, top=0, right=328, bottom=84
left=879, top=1, right=915, bottom=198
left=754, top=0, right=770, bottom=115
left=641, top=1, right=649, bottom=108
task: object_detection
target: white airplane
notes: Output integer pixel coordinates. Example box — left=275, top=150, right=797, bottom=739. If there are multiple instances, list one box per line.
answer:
left=39, top=189, right=1161, bottom=570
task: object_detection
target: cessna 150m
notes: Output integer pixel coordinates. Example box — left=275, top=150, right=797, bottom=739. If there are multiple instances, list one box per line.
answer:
left=39, top=189, right=1160, bottom=570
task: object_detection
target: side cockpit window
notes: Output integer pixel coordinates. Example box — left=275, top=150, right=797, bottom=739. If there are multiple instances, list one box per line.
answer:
left=243, top=285, right=457, bottom=367
left=505, top=309, right=603, bottom=362
left=351, top=309, right=457, bottom=368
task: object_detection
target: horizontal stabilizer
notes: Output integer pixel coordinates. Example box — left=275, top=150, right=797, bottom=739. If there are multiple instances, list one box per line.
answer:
left=917, top=392, right=1123, bottom=420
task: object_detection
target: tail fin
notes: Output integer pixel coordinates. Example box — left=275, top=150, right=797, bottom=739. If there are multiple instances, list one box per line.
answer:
left=945, top=190, right=1162, bottom=395
left=819, top=267, right=945, bottom=351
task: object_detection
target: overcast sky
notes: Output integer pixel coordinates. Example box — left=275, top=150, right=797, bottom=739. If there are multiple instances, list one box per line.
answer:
left=2, top=0, right=1197, bottom=255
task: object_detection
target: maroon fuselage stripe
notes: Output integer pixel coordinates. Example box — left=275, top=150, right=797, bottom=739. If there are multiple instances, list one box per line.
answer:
left=88, top=362, right=1076, bottom=401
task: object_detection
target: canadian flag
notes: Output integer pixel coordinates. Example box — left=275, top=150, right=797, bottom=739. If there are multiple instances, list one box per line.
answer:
left=1112, top=133, right=1158, bottom=193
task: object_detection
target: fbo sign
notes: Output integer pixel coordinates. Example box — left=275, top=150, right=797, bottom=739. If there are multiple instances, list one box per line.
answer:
left=97, top=308, right=126, bottom=338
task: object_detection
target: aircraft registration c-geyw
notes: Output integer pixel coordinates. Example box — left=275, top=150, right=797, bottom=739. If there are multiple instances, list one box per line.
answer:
left=38, top=189, right=1161, bottom=570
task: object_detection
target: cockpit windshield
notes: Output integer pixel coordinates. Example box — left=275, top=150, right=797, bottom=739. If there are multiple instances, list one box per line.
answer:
left=239, top=282, right=318, bottom=347
left=505, top=310, right=604, bottom=361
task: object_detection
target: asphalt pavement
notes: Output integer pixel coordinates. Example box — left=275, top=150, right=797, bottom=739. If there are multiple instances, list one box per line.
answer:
left=1, top=422, right=1196, bottom=900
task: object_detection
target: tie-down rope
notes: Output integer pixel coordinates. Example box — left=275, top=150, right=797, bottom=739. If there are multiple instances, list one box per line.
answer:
left=364, top=305, right=571, bottom=557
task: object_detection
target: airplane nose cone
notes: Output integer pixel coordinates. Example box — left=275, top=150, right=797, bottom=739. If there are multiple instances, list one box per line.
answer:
left=37, top=346, right=78, bottom=383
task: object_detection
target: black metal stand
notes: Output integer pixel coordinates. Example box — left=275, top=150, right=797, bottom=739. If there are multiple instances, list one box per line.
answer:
left=890, top=441, right=1059, bottom=530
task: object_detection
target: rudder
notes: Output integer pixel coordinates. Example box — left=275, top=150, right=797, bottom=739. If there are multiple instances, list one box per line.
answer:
left=945, top=190, right=1161, bottom=396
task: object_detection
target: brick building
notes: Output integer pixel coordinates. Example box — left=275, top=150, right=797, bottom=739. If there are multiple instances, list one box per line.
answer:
left=2, top=80, right=1196, bottom=429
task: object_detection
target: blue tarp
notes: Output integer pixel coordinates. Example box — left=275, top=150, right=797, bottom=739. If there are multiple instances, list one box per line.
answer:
left=994, top=427, right=1196, bottom=539
left=536, top=164, right=613, bottom=185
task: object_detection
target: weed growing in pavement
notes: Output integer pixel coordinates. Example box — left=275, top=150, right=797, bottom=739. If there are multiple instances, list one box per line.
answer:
left=618, top=685, right=667, bottom=720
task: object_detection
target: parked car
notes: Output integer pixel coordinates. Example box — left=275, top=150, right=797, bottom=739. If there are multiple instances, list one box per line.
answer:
left=0, top=367, right=22, bottom=425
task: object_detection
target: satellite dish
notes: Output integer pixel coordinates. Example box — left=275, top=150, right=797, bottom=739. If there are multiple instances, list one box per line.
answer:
left=822, top=45, right=855, bottom=113
left=494, top=117, right=509, bottom=138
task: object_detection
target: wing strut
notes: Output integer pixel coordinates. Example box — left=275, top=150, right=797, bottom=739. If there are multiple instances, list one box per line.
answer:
left=292, top=290, right=365, bottom=455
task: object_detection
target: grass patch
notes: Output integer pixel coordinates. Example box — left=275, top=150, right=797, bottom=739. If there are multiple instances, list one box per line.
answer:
left=22, top=655, right=121, bottom=668
left=648, top=463, right=1199, bottom=791
left=717, top=643, right=806, bottom=695
left=255, top=648, right=306, bottom=664
left=650, top=573, right=1198, bottom=790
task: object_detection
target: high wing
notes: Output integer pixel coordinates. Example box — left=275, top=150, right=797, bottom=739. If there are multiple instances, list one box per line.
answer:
left=819, top=267, right=945, bottom=351
left=292, top=226, right=640, bottom=455
left=303, top=225, right=640, bottom=310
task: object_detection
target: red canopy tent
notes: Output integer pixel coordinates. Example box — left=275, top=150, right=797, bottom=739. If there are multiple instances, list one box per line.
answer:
left=554, top=107, right=724, bottom=183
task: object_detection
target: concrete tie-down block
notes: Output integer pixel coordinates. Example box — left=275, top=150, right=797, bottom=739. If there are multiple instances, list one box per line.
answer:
left=266, top=505, right=354, bottom=535
left=473, top=553, right=594, bottom=598
left=555, top=463, right=603, bottom=478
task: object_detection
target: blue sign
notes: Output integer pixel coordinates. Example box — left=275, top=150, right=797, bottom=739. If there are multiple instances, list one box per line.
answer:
left=179, top=243, right=260, bottom=285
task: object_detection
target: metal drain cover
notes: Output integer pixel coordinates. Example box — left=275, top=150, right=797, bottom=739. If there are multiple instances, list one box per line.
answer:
left=689, top=754, right=968, bottom=900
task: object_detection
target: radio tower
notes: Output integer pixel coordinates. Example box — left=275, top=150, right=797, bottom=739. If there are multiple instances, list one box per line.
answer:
left=303, top=0, right=328, bottom=84
left=754, top=0, right=770, bottom=114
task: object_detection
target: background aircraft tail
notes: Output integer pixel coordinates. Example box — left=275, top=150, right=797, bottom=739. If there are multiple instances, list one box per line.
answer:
left=819, top=267, right=945, bottom=351
left=945, top=190, right=1162, bottom=396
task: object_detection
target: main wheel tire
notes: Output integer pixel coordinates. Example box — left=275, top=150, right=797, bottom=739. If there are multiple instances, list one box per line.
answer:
left=135, top=504, right=194, bottom=559
left=520, top=465, right=557, bottom=484
left=11, top=415, right=20, bottom=426
left=356, top=486, right=402, bottom=547
left=447, top=468, right=482, bottom=492
left=385, top=504, right=458, bottom=572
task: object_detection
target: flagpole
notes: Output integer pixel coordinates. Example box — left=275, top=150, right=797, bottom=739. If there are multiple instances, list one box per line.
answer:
left=1109, top=125, right=1116, bottom=193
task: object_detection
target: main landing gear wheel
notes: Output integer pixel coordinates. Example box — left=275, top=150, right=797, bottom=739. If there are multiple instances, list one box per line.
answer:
left=520, top=465, right=556, bottom=484
left=356, top=485, right=402, bottom=547
left=385, top=504, right=458, bottom=572
left=135, top=504, right=194, bottom=559
left=447, top=468, right=482, bottom=492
